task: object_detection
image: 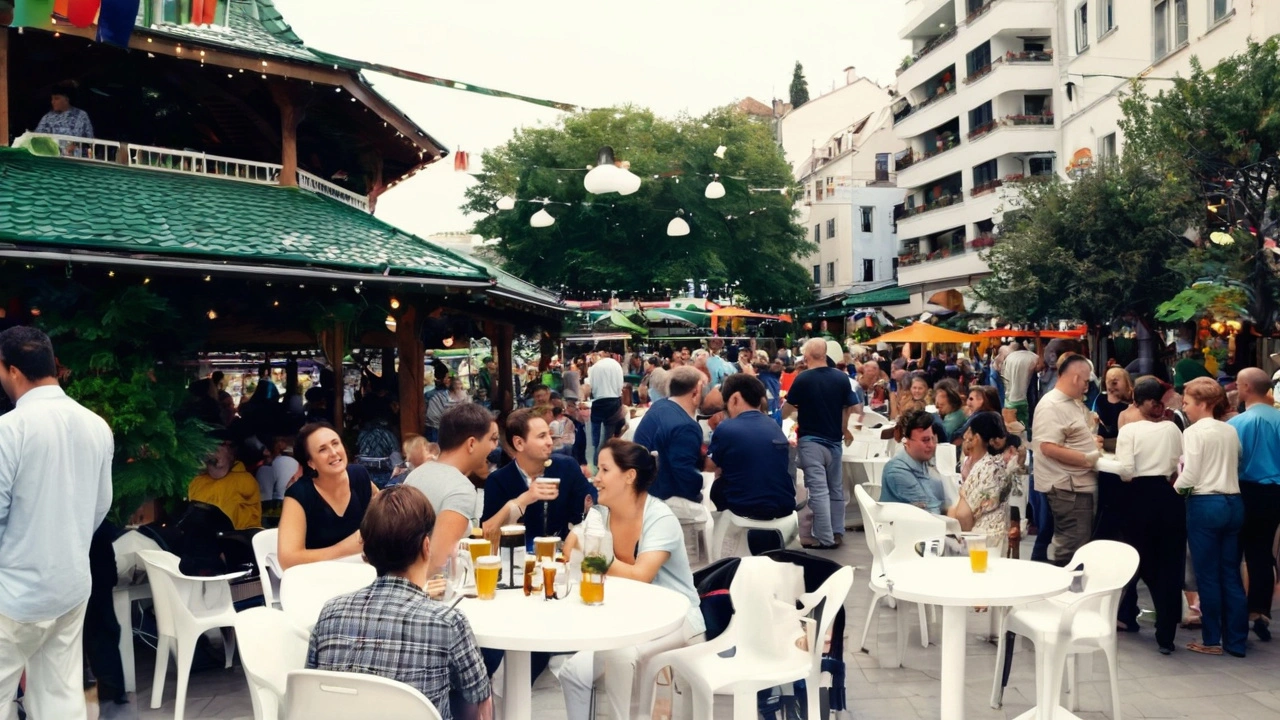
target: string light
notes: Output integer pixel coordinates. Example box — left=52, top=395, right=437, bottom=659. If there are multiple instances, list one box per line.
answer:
left=496, top=195, right=516, bottom=211
left=385, top=315, right=398, bottom=332
left=704, top=176, right=726, bottom=199
left=206, top=310, right=218, bottom=320
left=667, top=210, right=691, bottom=237
left=390, top=297, right=401, bottom=309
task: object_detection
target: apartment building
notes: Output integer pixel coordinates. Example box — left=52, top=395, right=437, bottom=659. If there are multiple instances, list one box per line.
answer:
left=1057, top=0, right=1280, bottom=171
left=780, top=68, right=909, bottom=304
left=892, top=0, right=1059, bottom=313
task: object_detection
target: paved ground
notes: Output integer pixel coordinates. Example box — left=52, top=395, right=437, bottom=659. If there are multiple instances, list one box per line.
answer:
left=83, top=532, right=1280, bottom=720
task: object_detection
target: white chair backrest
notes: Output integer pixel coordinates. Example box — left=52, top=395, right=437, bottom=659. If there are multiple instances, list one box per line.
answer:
left=252, top=529, right=280, bottom=607
left=800, top=566, right=855, bottom=665
left=861, top=411, right=890, bottom=428
left=877, top=504, right=948, bottom=569
left=853, top=485, right=885, bottom=576
left=279, top=561, right=376, bottom=630
left=729, top=557, right=806, bottom=658
left=234, top=607, right=309, bottom=697
left=137, top=550, right=185, bottom=637
left=284, top=669, right=443, bottom=720
left=846, top=441, right=871, bottom=460
left=1064, top=540, right=1140, bottom=614
left=935, top=443, right=958, bottom=475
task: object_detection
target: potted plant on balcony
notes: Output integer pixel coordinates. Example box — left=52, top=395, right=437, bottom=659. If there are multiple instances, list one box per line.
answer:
left=899, top=55, right=915, bottom=72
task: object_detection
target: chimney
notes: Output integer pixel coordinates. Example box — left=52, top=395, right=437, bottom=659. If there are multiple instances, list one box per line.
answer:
left=845, top=66, right=859, bottom=85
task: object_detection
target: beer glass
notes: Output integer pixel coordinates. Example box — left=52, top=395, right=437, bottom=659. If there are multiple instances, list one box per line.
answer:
left=541, top=559, right=570, bottom=600
left=963, top=533, right=988, bottom=573
left=534, top=536, right=559, bottom=562
left=465, top=538, right=492, bottom=564
left=537, top=478, right=560, bottom=536
left=475, top=556, right=502, bottom=600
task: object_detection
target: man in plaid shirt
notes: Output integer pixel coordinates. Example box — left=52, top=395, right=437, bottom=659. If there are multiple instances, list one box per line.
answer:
left=308, top=485, right=492, bottom=720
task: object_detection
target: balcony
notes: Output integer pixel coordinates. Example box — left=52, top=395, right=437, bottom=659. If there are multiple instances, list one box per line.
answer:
left=901, top=0, right=957, bottom=43
left=22, top=132, right=371, bottom=213
left=902, top=193, right=963, bottom=219
left=965, top=0, right=1056, bottom=40
left=894, top=90, right=960, bottom=139
left=898, top=238, right=993, bottom=285
left=970, top=178, right=1004, bottom=198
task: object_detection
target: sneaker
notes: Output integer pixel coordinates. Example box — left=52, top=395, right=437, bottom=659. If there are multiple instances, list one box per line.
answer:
left=1253, top=617, right=1272, bottom=642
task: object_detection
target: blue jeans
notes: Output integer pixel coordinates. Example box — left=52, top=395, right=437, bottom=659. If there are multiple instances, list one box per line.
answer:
left=1187, top=494, right=1248, bottom=654
left=797, top=437, right=844, bottom=545
left=589, top=397, right=624, bottom=465
left=1029, top=485, right=1055, bottom=562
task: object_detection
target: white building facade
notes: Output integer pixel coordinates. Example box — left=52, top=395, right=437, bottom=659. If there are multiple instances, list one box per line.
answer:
left=892, top=0, right=1059, bottom=313
left=780, top=69, right=908, bottom=303
left=1057, top=0, right=1280, bottom=173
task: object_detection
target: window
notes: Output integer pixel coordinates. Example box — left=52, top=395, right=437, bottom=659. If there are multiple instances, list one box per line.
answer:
left=969, top=101, right=994, bottom=133
left=1099, top=0, right=1115, bottom=36
left=1154, top=0, right=1188, bottom=59
left=1030, top=156, right=1055, bottom=176
left=966, top=41, right=992, bottom=78
left=860, top=207, right=874, bottom=233
left=814, top=180, right=822, bottom=199
left=892, top=257, right=899, bottom=280
left=826, top=262, right=836, bottom=286
left=1099, top=132, right=1117, bottom=160
left=862, top=260, right=875, bottom=283
left=973, top=159, right=998, bottom=189
left=813, top=225, right=821, bottom=242
left=825, top=176, right=834, bottom=199
left=826, top=218, right=837, bottom=239
left=1075, top=3, right=1089, bottom=53
left=812, top=265, right=821, bottom=285
left=875, top=153, right=890, bottom=183
left=1212, top=0, right=1231, bottom=23
left=1025, top=94, right=1048, bottom=115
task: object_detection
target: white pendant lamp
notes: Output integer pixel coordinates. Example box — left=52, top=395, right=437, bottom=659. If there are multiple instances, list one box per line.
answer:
left=616, top=168, right=642, bottom=195
left=496, top=195, right=516, bottom=211
left=667, top=210, right=690, bottom=237
left=584, top=146, right=642, bottom=195
left=704, top=178, right=726, bottom=199
left=530, top=208, right=555, bottom=228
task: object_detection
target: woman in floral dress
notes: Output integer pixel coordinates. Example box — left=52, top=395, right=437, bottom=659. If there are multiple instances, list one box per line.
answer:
left=948, top=412, right=1013, bottom=546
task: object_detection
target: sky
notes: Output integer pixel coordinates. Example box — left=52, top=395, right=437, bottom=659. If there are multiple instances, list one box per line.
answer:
left=274, top=0, right=910, bottom=240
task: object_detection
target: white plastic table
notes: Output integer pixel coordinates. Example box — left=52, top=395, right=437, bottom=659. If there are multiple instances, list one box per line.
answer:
left=886, top=557, right=1072, bottom=720
left=457, top=577, right=690, bottom=720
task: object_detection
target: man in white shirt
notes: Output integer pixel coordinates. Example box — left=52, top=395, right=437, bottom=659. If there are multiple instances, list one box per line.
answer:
left=1002, top=344, right=1041, bottom=426
left=1031, top=354, right=1100, bottom=566
left=583, top=353, right=624, bottom=465
left=1110, top=377, right=1185, bottom=654
left=0, top=327, right=114, bottom=720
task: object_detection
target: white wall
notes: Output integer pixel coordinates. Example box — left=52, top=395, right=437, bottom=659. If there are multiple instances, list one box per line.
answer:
left=779, top=77, right=895, bottom=168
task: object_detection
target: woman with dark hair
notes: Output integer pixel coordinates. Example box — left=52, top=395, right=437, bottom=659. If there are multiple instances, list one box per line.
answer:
left=559, top=438, right=704, bottom=720
left=948, top=412, right=1013, bottom=545
left=277, top=422, right=379, bottom=569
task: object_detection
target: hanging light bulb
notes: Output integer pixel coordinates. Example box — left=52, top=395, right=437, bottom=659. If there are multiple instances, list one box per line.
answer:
left=496, top=195, right=516, bottom=211
left=705, top=177, right=726, bottom=199
left=390, top=297, right=401, bottom=310
left=385, top=315, right=398, bottom=332
left=531, top=208, right=556, bottom=228
left=667, top=210, right=691, bottom=237
left=583, top=146, right=624, bottom=194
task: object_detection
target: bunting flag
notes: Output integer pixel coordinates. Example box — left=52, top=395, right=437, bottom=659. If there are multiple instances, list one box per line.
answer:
left=66, top=0, right=100, bottom=27
left=189, top=0, right=215, bottom=25
left=95, top=0, right=138, bottom=46
left=453, top=150, right=470, bottom=173
left=12, top=0, right=55, bottom=28
left=53, top=0, right=68, bottom=16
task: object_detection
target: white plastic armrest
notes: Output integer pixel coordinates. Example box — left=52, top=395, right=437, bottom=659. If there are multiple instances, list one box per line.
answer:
left=189, top=569, right=252, bottom=583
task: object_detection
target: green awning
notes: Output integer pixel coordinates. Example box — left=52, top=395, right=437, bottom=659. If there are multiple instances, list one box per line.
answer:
left=642, top=308, right=711, bottom=328
left=587, top=310, right=648, bottom=335
left=842, top=285, right=911, bottom=307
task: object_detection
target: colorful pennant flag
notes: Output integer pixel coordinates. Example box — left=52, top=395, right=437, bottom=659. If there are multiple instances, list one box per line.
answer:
left=189, top=0, right=214, bottom=25
left=95, top=0, right=138, bottom=46
left=66, top=0, right=101, bottom=27
left=53, top=0, right=68, bottom=16
left=454, top=150, right=470, bottom=173
left=12, top=0, right=55, bottom=28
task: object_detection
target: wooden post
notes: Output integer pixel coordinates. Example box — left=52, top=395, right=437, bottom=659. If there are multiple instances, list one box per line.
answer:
left=494, top=322, right=515, bottom=417
left=270, top=83, right=301, bottom=187
left=396, top=303, right=425, bottom=442
left=321, top=321, right=346, bottom=433
left=0, top=30, right=10, bottom=148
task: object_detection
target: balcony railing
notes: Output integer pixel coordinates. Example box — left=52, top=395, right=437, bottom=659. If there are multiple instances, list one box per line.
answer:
left=964, top=0, right=995, bottom=24
left=970, top=179, right=1004, bottom=197
left=970, top=234, right=997, bottom=248
left=895, top=150, right=918, bottom=171
left=902, top=193, right=963, bottom=218
left=920, top=138, right=959, bottom=162
left=24, top=132, right=372, bottom=213
left=894, top=85, right=957, bottom=125
left=967, top=120, right=998, bottom=141
left=1005, top=113, right=1054, bottom=127
left=964, top=49, right=1054, bottom=85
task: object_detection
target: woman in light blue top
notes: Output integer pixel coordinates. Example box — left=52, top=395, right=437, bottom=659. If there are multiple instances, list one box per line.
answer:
left=560, top=438, right=704, bottom=720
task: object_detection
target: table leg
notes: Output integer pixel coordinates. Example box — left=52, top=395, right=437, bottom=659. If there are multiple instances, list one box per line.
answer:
left=112, top=588, right=135, bottom=693
left=503, top=651, right=532, bottom=720
left=939, top=605, right=967, bottom=720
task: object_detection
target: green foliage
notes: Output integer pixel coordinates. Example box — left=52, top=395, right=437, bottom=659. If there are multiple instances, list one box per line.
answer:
left=1155, top=283, right=1250, bottom=323
left=463, top=105, right=815, bottom=310
left=3, top=271, right=215, bottom=522
left=789, top=61, right=810, bottom=108
left=972, top=160, right=1196, bottom=328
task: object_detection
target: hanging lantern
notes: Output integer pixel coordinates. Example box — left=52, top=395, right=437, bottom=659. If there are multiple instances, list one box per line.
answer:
left=496, top=195, right=516, bottom=211
left=531, top=208, right=555, bottom=228
left=704, top=178, right=726, bottom=199
left=454, top=150, right=470, bottom=172
left=667, top=210, right=690, bottom=237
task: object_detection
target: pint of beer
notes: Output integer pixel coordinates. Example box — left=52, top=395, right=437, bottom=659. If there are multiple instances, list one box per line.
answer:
left=475, top=556, right=502, bottom=600
left=534, top=536, right=559, bottom=561
left=465, top=538, right=492, bottom=564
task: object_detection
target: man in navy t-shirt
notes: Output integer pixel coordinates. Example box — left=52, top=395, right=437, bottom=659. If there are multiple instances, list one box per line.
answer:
left=783, top=338, right=857, bottom=549
left=708, top=373, right=796, bottom=520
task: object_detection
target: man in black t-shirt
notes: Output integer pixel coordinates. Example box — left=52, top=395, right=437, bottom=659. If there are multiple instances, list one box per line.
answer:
left=783, top=338, right=857, bottom=549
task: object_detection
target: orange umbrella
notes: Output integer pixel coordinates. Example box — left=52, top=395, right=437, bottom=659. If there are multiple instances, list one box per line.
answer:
left=866, top=322, right=981, bottom=345
left=710, top=306, right=784, bottom=331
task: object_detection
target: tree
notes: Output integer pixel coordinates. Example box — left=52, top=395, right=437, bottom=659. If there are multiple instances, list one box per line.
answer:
left=463, top=105, right=815, bottom=309
left=789, top=62, right=810, bottom=109
left=972, top=159, right=1196, bottom=351
left=1120, top=36, right=1280, bottom=339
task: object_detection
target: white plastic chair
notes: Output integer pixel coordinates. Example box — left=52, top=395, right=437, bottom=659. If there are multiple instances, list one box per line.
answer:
left=935, top=443, right=958, bottom=476
left=645, top=558, right=853, bottom=720
left=853, top=487, right=945, bottom=664
left=861, top=410, right=891, bottom=428
left=234, top=607, right=310, bottom=720
left=279, top=561, right=376, bottom=630
left=284, top=669, right=443, bottom=720
left=708, top=509, right=800, bottom=563
left=252, top=528, right=282, bottom=609
left=990, top=540, right=1138, bottom=717
left=137, top=550, right=248, bottom=720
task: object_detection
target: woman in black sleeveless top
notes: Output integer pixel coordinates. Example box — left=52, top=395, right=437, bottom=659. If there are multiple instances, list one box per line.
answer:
left=278, top=422, right=379, bottom=569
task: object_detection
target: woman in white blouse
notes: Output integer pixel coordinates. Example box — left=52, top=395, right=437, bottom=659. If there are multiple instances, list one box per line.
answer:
left=1174, top=377, right=1247, bottom=657
left=1113, top=377, right=1185, bottom=654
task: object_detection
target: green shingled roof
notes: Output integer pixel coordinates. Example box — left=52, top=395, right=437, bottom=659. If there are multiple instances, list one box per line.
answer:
left=842, top=285, right=910, bottom=307
left=0, top=147, right=487, bottom=282
left=145, top=0, right=333, bottom=66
